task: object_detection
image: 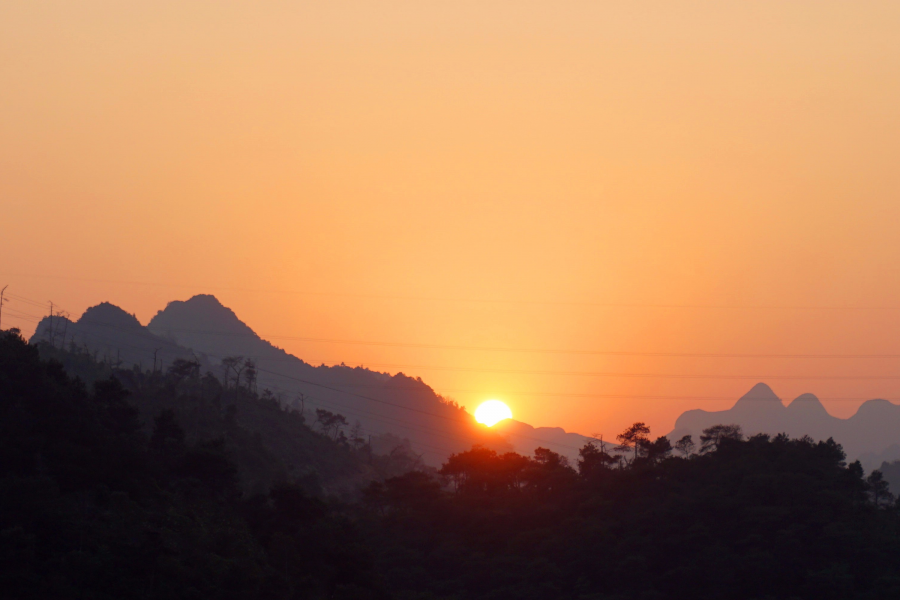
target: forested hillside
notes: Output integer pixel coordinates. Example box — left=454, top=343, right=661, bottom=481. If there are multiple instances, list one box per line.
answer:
left=4, top=328, right=900, bottom=599
left=0, top=329, right=388, bottom=598
left=362, top=429, right=900, bottom=599
left=33, top=336, right=428, bottom=495
left=32, top=296, right=507, bottom=467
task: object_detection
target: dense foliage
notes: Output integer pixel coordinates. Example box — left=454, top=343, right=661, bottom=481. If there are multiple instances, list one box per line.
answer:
left=0, top=329, right=387, bottom=599
left=3, top=329, right=900, bottom=599
left=361, top=434, right=900, bottom=599
left=36, top=339, right=424, bottom=494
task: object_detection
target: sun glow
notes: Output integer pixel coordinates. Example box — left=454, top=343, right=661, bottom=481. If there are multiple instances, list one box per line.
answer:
left=474, top=400, right=512, bottom=427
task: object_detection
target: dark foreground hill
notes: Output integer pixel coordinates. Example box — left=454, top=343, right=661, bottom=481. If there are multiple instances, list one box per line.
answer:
left=32, top=336, right=433, bottom=496
left=0, top=329, right=389, bottom=598
left=4, top=328, right=900, bottom=599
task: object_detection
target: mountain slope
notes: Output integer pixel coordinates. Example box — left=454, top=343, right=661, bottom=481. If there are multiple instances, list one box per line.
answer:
left=491, top=419, right=596, bottom=459
left=149, top=297, right=598, bottom=460
left=146, top=295, right=490, bottom=465
left=30, top=294, right=618, bottom=465
left=31, top=302, right=199, bottom=370
left=671, top=383, right=900, bottom=462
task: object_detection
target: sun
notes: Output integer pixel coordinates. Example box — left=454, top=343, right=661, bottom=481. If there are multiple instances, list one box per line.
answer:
left=474, top=400, right=512, bottom=427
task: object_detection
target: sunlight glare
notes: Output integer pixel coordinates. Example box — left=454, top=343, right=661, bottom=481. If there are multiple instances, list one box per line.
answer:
left=474, top=400, right=512, bottom=427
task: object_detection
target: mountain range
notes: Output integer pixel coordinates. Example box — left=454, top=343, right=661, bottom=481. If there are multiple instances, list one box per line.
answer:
left=32, top=295, right=593, bottom=465
left=671, top=382, right=900, bottom=468
left=33, top=295, right=900, bottom=468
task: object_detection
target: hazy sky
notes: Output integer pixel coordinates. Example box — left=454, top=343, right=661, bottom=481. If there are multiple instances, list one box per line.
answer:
left=4, top=1, right=900, bottom=438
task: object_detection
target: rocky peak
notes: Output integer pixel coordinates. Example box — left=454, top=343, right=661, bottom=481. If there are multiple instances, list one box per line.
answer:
left=732, top=382, right=784, bottom=411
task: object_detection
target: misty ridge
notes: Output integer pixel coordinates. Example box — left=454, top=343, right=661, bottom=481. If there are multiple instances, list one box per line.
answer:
left=672, top=382, right=900, bottom=471
left=32, top=294, right=900, bottom=474
left=31, top=294, right=597, bottom=466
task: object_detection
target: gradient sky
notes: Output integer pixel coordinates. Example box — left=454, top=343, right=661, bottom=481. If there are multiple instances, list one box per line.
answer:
left=4, top=1, right=900, bottom=439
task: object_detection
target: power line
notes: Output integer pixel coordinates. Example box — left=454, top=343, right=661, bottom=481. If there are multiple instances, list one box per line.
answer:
left=9, top=290, right=900, bottom=359
left=137, top=328, right=900, bottom=359
left=17, top=306, right=590, bottom=453
left=5, top=270, right=900, bottom=310
left=11, top=295, right=900, bottom=382
left=279, top=361, right=900, bottom=381
left=11, top=308, right=899, bottom=400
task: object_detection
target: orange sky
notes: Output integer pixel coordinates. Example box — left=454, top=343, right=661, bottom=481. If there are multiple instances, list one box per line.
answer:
left=3, top=1, right=900, bottom=439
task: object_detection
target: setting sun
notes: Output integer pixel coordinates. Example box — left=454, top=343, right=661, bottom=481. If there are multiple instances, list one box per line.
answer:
left=474, top=400, right=513, bottom=427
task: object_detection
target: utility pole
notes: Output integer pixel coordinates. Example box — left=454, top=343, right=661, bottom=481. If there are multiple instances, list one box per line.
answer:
left=0, top=286, right=7, bottom=331
left=48, top=301, right=55, bottom=346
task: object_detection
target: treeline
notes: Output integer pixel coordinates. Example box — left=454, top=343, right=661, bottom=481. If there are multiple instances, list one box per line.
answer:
left=36, top=339, right=426, bottom=494
left=5, top=329, right=900, bottom=599
left=361, top=428, right=900, bottom=599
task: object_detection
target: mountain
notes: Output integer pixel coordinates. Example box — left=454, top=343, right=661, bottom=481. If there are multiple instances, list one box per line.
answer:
left=33, top=294, right=587, bottom=466
left=860, top=445, right=900, bottom=473
left=145, top=295, right=490, bottom=465
left=491, top=419, right=596, bottom=461
left=670, top=383, right=900, bottom=463
left=31, top=302, right=200, bottom=370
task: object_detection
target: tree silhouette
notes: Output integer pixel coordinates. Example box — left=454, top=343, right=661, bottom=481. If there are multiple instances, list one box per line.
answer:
left=314, top=408, right=348, bottom=440
left=578, top=441, right=619, bottom=477
left=642, top=435, right=673, bottom=464
left=220, top=355, right=244, bottom=387
left=674, top=434, right=695, bottom=457
left=867, top=469, right=894, bottom=507
left=617, top=422, right=651, bottom=463
left=699, top=424, right=743, bottom=454
left=243, top=358, right=257, bottom=392
left=168, top=358, right=201, bottom=383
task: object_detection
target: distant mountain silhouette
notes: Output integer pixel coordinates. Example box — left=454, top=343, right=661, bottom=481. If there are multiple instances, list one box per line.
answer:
left=490, top=419, right=596, bottom=460
left=31, top=302, right=200, bottom=370
left=670, top=382, right=900, bottom=463
left=32, top=294, right=587, bottom=466
left=860, top=445, right=900, bottom=472
left=49, top=296, right=900, bottom=468
left=144, top=295, right=490, bottom=465
left=148, top=297, right=599, bottom=461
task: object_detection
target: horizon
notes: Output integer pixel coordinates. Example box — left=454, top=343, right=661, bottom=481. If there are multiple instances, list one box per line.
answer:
left=5, top=0, right=900, bottom=439
left=14, top=291, right=900, bottom=438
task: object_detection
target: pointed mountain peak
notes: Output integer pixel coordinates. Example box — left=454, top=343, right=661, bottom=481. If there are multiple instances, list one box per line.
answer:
left=80, top=302, right=143, bottom=330
left=148, top=295, right=256, bottom=337
left=733, top=382, right=784, bottom=410
left=786, top=393, right=829, bottom=415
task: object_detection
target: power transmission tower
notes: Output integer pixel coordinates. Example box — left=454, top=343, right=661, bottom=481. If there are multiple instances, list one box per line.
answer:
left=0, top=286, right=7, bottom=331
left=48, top=301, right=55, bottom=345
